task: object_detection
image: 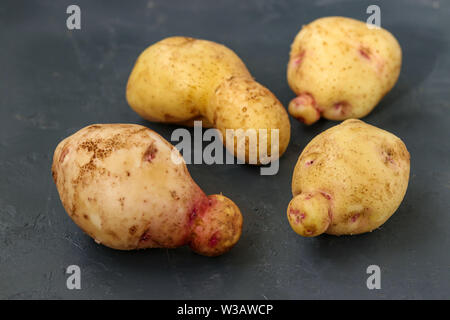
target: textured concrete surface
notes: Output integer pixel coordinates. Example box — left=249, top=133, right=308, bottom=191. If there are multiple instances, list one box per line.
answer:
left=0, top=0, right=449, bottom=299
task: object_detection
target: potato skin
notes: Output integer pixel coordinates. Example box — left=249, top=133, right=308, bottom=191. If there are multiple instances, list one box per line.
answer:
left=52, top=124, right=242, bottom=256
left=287, top=17, right=402, bottom=124
left=126, top=37, right=290, bottom=163
left=287, top=119, right=410, bottom=236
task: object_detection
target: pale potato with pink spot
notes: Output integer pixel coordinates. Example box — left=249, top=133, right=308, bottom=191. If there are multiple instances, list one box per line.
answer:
left=287, top=119, right=410, bottom=237
left=287, top=17, right=402, bottom=125
left=52, top=124, right=243, bottom=256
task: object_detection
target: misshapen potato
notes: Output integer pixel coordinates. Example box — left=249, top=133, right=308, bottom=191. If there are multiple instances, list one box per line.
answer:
left=287, top=119, right=410, bottom=237
left=126, top=37, right=291, bottom=163
left=52, top=124, right=243, bottom=256
left=287, top=17, right=402, bottom=124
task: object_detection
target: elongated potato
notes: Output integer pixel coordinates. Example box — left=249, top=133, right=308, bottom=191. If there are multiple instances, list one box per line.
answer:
left=52, top=124, right=243, bottom=256
left=126, top=36, right=291, bottom=163
left=287, top=119, right=410, bottom=237
left=287, top=17, right=402, bottom=124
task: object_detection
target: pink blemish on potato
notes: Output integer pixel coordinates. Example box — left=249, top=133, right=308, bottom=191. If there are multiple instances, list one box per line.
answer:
left=289, top=208, right=306, bottom=224
left=138, top=229, right=164, bottom=248
left=289, top=208, right=299, bottom=223
left=293, top=92, right=316, bottom=108
left=351, top=214, right=360, bottom=223
left=359, top=46, right=371, bottom=60
left=333, top=101, right=351, bottom=116
left=359, top=45, right=385, bottom=74
left=386, top=155, right=394, bottom=164
left=305, top=160, right=314, bottom=167
left=209, top=231, right=220, bottom=247
left=291, top=51, right=305, bottom=67
left=320, top=191, right=332, bottom=201
left=143, top=143, right=158, bottom=162
left=189, top=208, right=197, bottom=224
left=385, top=152, right=395, bottom=164
left=382, top=149, right=396, bottom=166
left=139, top=230, right=152, bottom=243
left=208, top=196, right=217, bottom=207
left=376, top=60, right=385, bottom=74
left=188, top=195, right=210, bottom=225
left=296, top=213, right=306, bottom=224
left=290, top=93, right=321, bottom=124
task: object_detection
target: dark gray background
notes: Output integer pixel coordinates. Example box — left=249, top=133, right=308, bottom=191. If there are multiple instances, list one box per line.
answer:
left=0, top=0, right=449, bottom=299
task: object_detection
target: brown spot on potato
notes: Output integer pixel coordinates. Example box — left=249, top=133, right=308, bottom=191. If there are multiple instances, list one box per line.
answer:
left=51, top=169, right=57, bottom=182
left=78, top=133, right=127, bottom=158
left=72, top=133, right=132, bottom=185
left=170, top=190, right=180, bottom=200
left=381, top=146, right=396, bottom=165
left=178, top=37, right=196, bottom=45
left=83, top=214, right=89, bottom=220
left=129, top=226, right=137, bottom=235
left=385, top=182, right=392, bottom=194
left=118, top=197, right=125, bottom=208
left=106, top=230, right=119, bottom=240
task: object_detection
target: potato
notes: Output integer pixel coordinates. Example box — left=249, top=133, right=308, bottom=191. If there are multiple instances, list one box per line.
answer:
left=287, top=17, right=402, bottom=124
left=126, top=37, right=291, bottom=163
left=52, top=124, right=243, bottom=256
left=287, top=119, right=410, bottom=237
